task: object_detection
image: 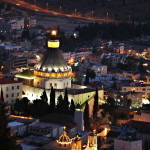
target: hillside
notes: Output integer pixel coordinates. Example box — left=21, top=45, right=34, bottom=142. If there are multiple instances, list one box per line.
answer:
left=36, top=0, right=150, bottom=22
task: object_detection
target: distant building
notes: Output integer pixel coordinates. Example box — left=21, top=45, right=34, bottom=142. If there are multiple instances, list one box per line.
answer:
left=9, top=17, right=24, bottom=29
left=126, top=120, right=150, bottom=150
left=114, top=138, right=142, bottom=150
left=117, top=71, right=140, bottom=80
left=109, top=91, right=142, bottom=108
left=121, top=83, right=150, bottom=100
left=28, top=122, right=63, bottom=137
left=11, top=57, right=28, bottom=69
left=88, top=53, right=102, bottom=64
left=25, top=17, right=37, bottom=28
left=90, top=64, right=107, bottom=75
left=8, top=121, right=26, bottom=136
left=133, top=110, right=150, bottom=122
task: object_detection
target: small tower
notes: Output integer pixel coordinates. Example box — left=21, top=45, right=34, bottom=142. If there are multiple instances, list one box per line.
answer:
left=74, top=104, right=84, bottom=132
left=85, top=130, right=97, bottom=150
left=71, top=134, right=82, bottom=150
left=56, top=126, right=72, bottom=148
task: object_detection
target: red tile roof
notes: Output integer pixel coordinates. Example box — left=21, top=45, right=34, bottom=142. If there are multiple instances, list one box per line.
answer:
left=0, top=78, right=21, bottom=84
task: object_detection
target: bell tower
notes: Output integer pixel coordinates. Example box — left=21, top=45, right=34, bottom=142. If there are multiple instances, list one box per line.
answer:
left=85, top=130, right=97, bottom=150
left=71, top=135, right=82, bottom=150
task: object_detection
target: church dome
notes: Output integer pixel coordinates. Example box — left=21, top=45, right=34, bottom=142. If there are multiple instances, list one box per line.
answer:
left=57, top=126, right=71, bottom=146
left=36, top=47, right=71, bottom=73
left=34, top=30, right=72, bottom=78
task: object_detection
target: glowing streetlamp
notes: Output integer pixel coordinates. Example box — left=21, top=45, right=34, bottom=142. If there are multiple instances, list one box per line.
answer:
left=51, top=30, right=57, bottom=36
left=75, top=8, right=77, bottom=15
left=60, top=6, right=62, bottom=13
left=46, top=2, right=49, bottom=9
left=91, top=11, right=94, bottom=17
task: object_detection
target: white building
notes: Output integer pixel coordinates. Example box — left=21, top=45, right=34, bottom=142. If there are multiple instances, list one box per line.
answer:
left=114, top=138, right=142, bottom=150
left=0, top=78, right=23, bottom=104
left=8, top=121, right=26, bottom=136
left=90, top=64, right=107, bottom=75
left=10, top=17, right=24, bottom=30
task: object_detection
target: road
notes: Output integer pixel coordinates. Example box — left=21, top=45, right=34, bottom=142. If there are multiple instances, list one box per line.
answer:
left=1, top=0, right=121, bottom=23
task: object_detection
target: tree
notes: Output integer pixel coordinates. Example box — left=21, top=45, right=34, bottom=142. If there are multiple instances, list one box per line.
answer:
left=49, top=86, right=56, bottom=113
left=84, top=102, right=90, bottom=130
left=57, top=94, right=64, bottom=113
left=0, top=91, right=19, bottom=150
left=63, top=88, right=69, bottom=113
left=93, top=88, right=99, bottom=119
left=106, top=96, right=115, bottom=107
left=21, top=28, right=30, bottom=40
left=14, top=99, right=23, bottom=115
left=70, top=99, right=75, bottom=116
left=126, top=99, right=132, bottom=108
left=89, top=69, right=96, bottom=80
left=22, top=97, right=30, bottom=116
left=40, top=89, right=48, bottom=103
left=29, top=99, right=49, bottom=118
left=85, top=68, right=90, bottom=85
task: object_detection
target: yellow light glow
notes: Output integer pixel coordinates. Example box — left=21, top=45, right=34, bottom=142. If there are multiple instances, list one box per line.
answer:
left=10, top=115, right=33, bottom=120
left=51, top=30, right=57, bottom=36
left=34, top=70, right=74, bottom=78
left=15, top=75, right=34, bottom=80
left=48, top=41, right=60, bottom=48
left=68, top=57, right=74, bottom=65
left=143, top=63, right=148, bottom=66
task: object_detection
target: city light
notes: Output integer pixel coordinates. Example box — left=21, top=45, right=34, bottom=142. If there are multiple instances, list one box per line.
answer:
left=51, top=30, right=57, bottom=36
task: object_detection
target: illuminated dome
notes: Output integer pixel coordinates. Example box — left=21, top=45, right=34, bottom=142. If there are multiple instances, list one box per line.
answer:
left=34, top=30, right=72, bottom=78
left=33, top=30, right=72, bottom=89
left=57, top=126, right=71, bottom=146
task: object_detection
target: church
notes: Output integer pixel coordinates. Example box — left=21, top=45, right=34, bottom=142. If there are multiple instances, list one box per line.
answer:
left=43, top=126, right=98, bottom=150
left=16, top=29, right=104, bottom=113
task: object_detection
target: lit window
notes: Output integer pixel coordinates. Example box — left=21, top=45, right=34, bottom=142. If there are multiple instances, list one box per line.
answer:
left=6, top=87, right=9, bottom=91
left=50, top=83, right=52, bottom=88
left=54, top=83, right=57, bottom=88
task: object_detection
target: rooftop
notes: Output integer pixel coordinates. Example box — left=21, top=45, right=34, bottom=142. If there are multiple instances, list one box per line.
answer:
left=40, top=113, right=76, bottom=129
left=8, top=121, right=24, bottom=127
left=125, top=120, right=150, bottom=134
left=29, top=122, right=61, bottom=130
left=0, top=78, right=22, bottom=84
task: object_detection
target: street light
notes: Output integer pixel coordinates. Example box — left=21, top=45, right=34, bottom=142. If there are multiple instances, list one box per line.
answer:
left=91, top=11, right=94, bottom=17
left=75, top=8, right=77, bottom=15
left=46, top=2, right=49, bottom=9
left=106, top=12, right=109, bottom=18
left=60, top=6, right=62, bottom=13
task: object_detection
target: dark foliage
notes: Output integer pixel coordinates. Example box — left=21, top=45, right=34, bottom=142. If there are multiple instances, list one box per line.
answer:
left=49, top=86, right=56, bottom=113
left=84, top=101, right=90, bottom=130
left=75, top=22, right=150, bottom=41
left=93, top=88, right=99, bottom=119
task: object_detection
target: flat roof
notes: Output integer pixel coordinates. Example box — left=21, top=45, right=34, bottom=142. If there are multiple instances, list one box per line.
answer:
left=8, top=121, right=24, bottom=127
left=29, top=122, right=61, bottom=130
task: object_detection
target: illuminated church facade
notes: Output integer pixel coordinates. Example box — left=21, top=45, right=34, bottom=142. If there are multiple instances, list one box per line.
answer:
left=16, top=30, right=104, bottom=112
